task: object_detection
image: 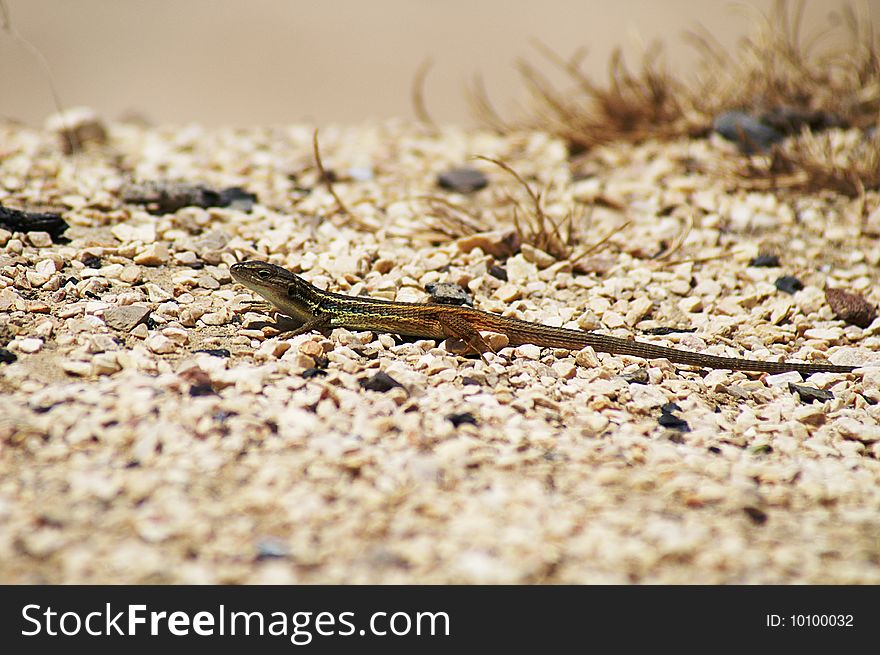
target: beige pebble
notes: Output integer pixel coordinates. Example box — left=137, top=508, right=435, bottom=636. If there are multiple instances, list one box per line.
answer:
left=92, top=352, right=121, bottom=375
left=134, top=242, right=170, bottom=266
left=803, top=327, right=843, bottom=341
left=198, top=274, right=220, bottom=290
left=112, top=222, right=156, bottom=244
left=119, top=265, right=142, bottom=284
left=25, top=270, right=49, bottom=287
left=483, top=331, right=509, bottom=352
left=666, top=278, right=691, bottom=296
left=174, top=251, right=199, bottom=265
left=601, top=311, right=626, bottom=329
left=299, top=340, right=325, bottom=357
left=456, top=229, right=520, bottom=259
left=103, top=305, right=151, bottom=331
left=200, top=309, right=231, bottom=326
left=145, top=283, right=173, bottom=303
left=373, top=258, right=395, bottom=274
left=27, top=232, right=53, bottom=247
left=521, top=244, right=556, bottom=268
left=514, top=344, right=542, bottom=360
left=36, top=259, right=58, bottom=275
left=62, top=360, right=92, bottom=376
left=575, top=347, right=600, bottom=367
left=552, top=360, right=577, bottom=379
left=505, top=254, right=538, bottom=283
left=835, top=417, right=880, bottom=443
left=179, top=306, right=206, bottom=326
left=146, top=333, right=176, bottom=354
left=33, top=319, right=55, bottom=338
left=678, top=296, right=703, bottom=313
left=764, top=371, right=802, bottom=386
left=493, top=283, right=521, bottom=302
left=625, top=297, right=653, bottom=326
left=16, top=337, right=43, bottom=353
left=792, top=404, right=827, bottom=425
left=258, top=340, right=291, bottom=358
left=162, top=327, right=189, bottom=345
left=131, top=323, right=149, bottom=339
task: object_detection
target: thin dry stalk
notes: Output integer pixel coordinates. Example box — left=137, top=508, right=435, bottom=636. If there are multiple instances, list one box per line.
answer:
left=312, top=129, right=373, bottom=230
left=410, top=195, right=487, bottom=240
left=466, top=75, right=510, bottom=134
left=411, top=58, right=437, bottom=131
left=1, top=0, right=76, bottom=152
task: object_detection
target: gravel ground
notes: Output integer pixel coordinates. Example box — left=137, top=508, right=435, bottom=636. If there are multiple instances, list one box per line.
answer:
left=1, top=114, right=879, bottom=583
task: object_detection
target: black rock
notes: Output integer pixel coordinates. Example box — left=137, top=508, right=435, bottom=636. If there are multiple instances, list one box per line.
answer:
left=622, top=368, right=649, bottom=384
left=193, top=348, right=231, bottom=358
left=122, top=181, right=257, bottom=214
left=788, top=382, right=834, bottom=404
left=488, top=265, right=508, bottom=281
left=302, top=367, right=328, bottom=379
left=437, top=167, right=488, bottom=193
left=188, top=383, right=216, bottom=397
left=644, top=326, right=697, bottom=336
left=749, top=253, right=780, bottom=268
left=659, top=403, right=690, bottom=432
left=713, top=110, right=785, bottom=154
left=0, top=205, right=69, bottom=241
left=774, top=276, right=804, bottom=295
left=447, top=412, right=478, bottom=427
left=742, top=506, right=768, bottom=525
left=425, top=282, right=472, bottom=306
left=359, top=371, right=403, bottom=392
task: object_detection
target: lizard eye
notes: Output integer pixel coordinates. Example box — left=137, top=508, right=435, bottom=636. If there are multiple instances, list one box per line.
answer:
left=256, top=269, right=272, bottom=280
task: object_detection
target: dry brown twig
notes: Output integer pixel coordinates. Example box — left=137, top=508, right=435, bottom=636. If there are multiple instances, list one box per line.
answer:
left=312, top=129, right=373, bottom=231
left=0, top=0, right=76, bottom=152
left=411, top=58, right=437, bottom=132
left=467, top=75, right=510, bottom=134
left=407, top=195, right=487, bottom=240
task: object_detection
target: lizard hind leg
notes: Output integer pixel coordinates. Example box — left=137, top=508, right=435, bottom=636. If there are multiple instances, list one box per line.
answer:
left=437, top=313, right=496, bottom=363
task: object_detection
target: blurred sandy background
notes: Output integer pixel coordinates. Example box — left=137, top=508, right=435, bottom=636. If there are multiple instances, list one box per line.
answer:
left=1, top=0, right=878, bottom=128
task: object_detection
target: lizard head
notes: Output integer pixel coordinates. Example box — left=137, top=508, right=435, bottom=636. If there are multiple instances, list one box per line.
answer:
left=230, top=260, right=322, bottom=321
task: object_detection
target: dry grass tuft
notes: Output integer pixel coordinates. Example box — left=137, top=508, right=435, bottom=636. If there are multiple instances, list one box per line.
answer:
left=722, top=127, right=880, bottom=196
left=687, top=2, right=879, bottom=130
left=511, top=42, right=700, bottom=151
left=476, top=155, right=582, bottom=259
left=472, top=1, right=880, bottom=194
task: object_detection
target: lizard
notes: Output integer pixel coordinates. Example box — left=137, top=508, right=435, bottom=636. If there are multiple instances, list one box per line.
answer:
left=229, top=260, right=860, bottom=376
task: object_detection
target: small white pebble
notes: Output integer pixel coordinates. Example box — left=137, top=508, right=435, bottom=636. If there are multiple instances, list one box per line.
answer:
left=16, top=337, right=43, bottom=353
left=200, top=309, right=231, bottom=326
left=161, top=327, right=189, bottom=345
left=514, top=344, right=542, bottom=360
left=25, top=271, right=49, bottom=287
left=27, top=232, right=53, bottom=247
left=803, top=327, right=843, bottom=341
left=764, top=371, right=803, bottom=386
left=62, top=360, right=92, bottom=376
left=134, top=242, right=169, bottom=266
left=145, top=333, right=176, bottom=354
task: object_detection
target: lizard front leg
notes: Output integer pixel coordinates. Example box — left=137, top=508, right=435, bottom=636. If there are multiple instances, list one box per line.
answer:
left=276, top=314, right=332, bottom=339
